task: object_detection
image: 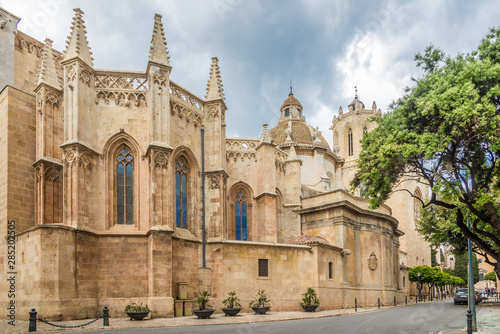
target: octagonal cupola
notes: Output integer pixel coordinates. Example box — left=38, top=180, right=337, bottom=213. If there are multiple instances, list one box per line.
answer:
left=278, top=86, right=305, bottom=123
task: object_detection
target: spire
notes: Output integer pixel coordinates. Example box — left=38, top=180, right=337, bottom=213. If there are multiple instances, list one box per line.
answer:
left=372, top=101, right=377, bottom=111
left=148, top=13, right=170, bottom=66
left=62, top=8, right=93, bottom=67
left=338, top=106, right=343, bottom=116
left=354, top=84, right=358, bottom=99
left=289, top=78, right=293, bottom=96
left=37, top=38, right=62, bottom=90
left=259, top=124, right=272, bottom=144
left=205, top=57, right=225, bottom=100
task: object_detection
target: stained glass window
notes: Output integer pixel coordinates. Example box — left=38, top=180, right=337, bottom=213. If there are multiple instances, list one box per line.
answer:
left=176, top=158, right=188, bottom=228
left=235, top=190, right=247, bottom=240
left=117, top=147, right=133, bottom=224
left=348, top=128, right=354, bottom=156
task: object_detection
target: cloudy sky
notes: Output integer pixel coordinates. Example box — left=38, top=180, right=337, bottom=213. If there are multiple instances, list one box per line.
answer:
left=2, top=0, right=499, bottom=147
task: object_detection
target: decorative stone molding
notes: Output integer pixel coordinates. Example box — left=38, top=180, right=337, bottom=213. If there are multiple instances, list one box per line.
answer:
left=153, top=151, right=169, bottom=168
left=151, top=68, right=168, bottom=86
left=66, top=64, right=77, bottom=82
left=170, top=100, right=203, bottom=126
left=368, top=252, right=378, bottom=270
left=170, top=81, right=203, bottom=111
left=208, top=175, right=220, bottom=189
left=94, top=71, right=148, bottom=107
left=45, top=90, right=60, bottom=106
left=206, top=104, right=219, bottom=118
left=79, top=68, right=92, bottom=87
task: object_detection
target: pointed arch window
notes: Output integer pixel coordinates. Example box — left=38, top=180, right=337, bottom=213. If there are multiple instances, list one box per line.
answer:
left=176, top=157, right=188, bottom=228
left=235, top=189, right=248, bottom=241
left=117, top=146, right=133, bottom=224
left=348, top=128, right=354, bottom=156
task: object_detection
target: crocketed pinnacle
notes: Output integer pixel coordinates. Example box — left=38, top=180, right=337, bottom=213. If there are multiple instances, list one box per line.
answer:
left=205, top=57, right=225, bottom=100
left=148, top=13, right=170, bottom=66
left=37, top=38, right=63, bottom=90
left=62, top=8, right=94, bottom=67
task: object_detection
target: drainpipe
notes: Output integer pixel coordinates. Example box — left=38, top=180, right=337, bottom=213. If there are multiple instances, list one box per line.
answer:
left=201, top=126, right=206, bottom=268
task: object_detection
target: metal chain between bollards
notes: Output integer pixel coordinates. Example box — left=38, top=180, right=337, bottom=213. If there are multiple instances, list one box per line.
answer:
left=37, top=316, right=103, bottom=329
left=29, top=306, right=110, bottom=332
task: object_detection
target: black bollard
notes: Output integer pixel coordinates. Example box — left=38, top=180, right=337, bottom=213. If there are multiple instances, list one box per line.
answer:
left=103, top=306, right=109, bottom=326
left=355, top=298, right=357, bottom=312
left=405, top=296, right=407, bottom=305
left=28, top=308, right=37, bottom=332
left=423, top=295, right=426, bottom=302
left=467, top=310, right=472, bottom=334
left=416, top=295, right=418, bottom=304
left=378, top=298, right=380, bottom=309
left=394, top=296, right=396, bottom=307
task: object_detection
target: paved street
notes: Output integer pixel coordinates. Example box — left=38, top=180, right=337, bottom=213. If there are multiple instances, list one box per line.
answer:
left=70, top=300, right=471, bottom=334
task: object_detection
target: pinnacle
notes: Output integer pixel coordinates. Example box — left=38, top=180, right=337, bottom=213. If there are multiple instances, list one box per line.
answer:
left=37, top=38, right=63, bottom=90
left=62, top=8, right=94, bottom=67
left=148, top=13, right=170, bottom=66
left=205, top=57, right=225, bottom=101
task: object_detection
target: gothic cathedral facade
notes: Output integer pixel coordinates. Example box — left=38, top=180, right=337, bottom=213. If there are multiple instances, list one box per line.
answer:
left=0, top=8, right=430, bottom=319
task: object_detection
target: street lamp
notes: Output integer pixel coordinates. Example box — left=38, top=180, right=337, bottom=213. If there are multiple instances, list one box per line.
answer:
left=417, top=272, right=422, bottom=301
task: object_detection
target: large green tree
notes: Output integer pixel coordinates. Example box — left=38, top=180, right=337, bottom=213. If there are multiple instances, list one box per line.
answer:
left=452, top=252, right=480, bottom=284
left=352, top=28, right=500, bottom=278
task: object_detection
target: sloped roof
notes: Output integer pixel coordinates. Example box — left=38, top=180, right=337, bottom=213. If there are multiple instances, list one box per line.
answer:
left=289, top=234, right=338, bottom=248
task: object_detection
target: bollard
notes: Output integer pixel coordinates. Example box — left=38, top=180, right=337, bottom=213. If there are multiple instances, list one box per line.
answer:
left=416, top=295, right=418, bottom=304
left=423, top=295, right=426, bottom=302
left=103, top=306, right=109, bottom=326
left=394, top=296, right=396, bottom=307
left=466, top=310, right=472, bottom=334
left=378, top=298, right=380, bottom=309
left=355, top=298, right=357, bottom=312
left=405, top=296, right=407, bottom=305
left=29, top=308, right=37, bottom=332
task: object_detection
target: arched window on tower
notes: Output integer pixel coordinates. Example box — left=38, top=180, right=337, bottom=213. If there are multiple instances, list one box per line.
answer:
left=176, top=157, right=189, bottom=228
left=117, top=146, right=133, bottom=224
left=235, top=189, right=248, bottom=241
left=285, top=108, right=290, bottom=117
left=414, top=188, right=422, bottom=222
left=348, top=128, right=354, bottom=156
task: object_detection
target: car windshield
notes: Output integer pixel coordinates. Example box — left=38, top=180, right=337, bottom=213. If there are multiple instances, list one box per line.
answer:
left=456, top=290, right=467, bottom=294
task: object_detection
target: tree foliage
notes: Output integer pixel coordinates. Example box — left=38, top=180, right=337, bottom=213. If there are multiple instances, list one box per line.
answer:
left=431, top=247, right=438, bottom=267
left=484, top=271, right=497, bottom=281
left=451, top=252, right=480, bottom=284
left=352, top=27, right=500, bottom=278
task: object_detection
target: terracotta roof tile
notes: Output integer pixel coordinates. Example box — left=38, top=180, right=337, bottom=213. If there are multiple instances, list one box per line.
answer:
left=289, top=234, right=338, bottom=248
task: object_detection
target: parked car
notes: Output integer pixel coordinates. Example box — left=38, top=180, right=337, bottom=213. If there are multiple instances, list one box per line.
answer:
left=454, top=288, right=480, bottom=305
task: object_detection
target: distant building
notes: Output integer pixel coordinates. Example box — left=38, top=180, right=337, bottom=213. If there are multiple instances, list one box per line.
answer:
left=0, top=7, right=430, bottom=319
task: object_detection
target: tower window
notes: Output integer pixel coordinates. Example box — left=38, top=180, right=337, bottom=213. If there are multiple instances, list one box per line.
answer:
left=235, top=190, right=248, bottom=240
left=117, top=146, right=134, bottom=224
left=348, top=128, right=354, bottom=156
left=285, top=108, right=290, bottom=117
left=329, top=262, right=333, bottom=279
left=175, top=157, right=188, bottom=228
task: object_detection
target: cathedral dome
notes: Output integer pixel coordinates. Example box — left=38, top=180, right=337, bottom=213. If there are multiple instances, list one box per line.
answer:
left=281, top=93, right=302, bottom=109
left=269, top=120, right=331, bottom=149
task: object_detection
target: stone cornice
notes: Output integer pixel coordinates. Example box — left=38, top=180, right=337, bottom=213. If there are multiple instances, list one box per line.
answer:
left=254, top=191, right=278, bottom=200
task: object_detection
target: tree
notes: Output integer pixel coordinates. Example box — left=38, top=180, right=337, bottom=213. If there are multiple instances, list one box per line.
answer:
left=352, top=27, right=500, bottom=279
left=484, top=271, right=497, bottom=282
left=431, top=247, right=438, bottom=267
left=440, top=248, right=445, bottom=264
left=451, top=252, right=480, bottom=284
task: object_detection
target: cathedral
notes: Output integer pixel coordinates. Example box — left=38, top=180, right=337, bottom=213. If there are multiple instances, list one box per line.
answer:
left=0, top=7, right=430, bottom=319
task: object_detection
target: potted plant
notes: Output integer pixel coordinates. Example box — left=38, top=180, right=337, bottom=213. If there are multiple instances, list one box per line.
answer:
left=249, top=289, right=271, bottom=314
left=124, top=302, right=150, bottom=320
left=300, top=287, right=320, bottom=312
left=221, top=291, right=243, bottom=316
left=192, top=291, right=215, bottom=319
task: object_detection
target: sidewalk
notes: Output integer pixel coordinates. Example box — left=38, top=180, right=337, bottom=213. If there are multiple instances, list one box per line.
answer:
left=438, top=303, right=500, bottom=334
left=2, top=301, right=499, bottom=334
